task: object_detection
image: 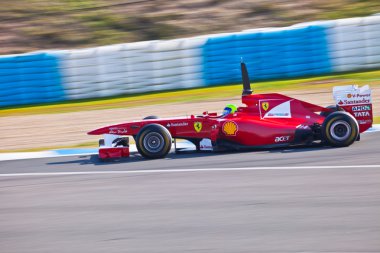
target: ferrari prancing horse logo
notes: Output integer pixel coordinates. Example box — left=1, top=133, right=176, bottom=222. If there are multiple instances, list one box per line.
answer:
left=262, top=102, right=269, bottom=111
left=194, top=122, right=202, bottom=133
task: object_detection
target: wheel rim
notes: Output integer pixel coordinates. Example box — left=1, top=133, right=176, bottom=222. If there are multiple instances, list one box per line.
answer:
left=330, top=120, right=351, bottom=141
left=143, top=132, right=165, bottom=153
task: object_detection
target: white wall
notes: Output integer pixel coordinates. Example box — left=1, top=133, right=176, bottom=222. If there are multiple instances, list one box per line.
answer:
left=59, top=38, right=207, bottom=100
left=327, top=15, right=380, bottom=72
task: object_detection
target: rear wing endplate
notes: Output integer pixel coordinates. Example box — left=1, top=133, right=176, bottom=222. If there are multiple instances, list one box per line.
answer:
left=333, top=85, right=372, bottom=133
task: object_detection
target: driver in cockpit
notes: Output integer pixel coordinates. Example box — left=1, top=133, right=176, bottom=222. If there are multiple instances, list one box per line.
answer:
left=222, top=104, right=237, bottom=116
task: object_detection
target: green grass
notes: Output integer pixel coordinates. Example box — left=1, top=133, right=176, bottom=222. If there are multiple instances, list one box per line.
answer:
left=316, top=0, right=380, bottom=20
left=1, top=69, right=379, bottom=117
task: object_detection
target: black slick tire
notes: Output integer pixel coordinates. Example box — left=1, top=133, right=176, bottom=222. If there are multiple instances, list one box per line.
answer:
left=322, top=111, right=359, bottom=147
left=320, top=105, right=343, bottom=117
left=136, top=124, right=172, bottom=159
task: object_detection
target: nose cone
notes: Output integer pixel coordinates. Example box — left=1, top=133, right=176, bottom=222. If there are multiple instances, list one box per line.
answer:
left=87, top=129, right=98, bottom=135
left=87, top=127, right=107, bottom=135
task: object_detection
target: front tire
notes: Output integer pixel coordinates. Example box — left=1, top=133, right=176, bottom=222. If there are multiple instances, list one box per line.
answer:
left=136, top=124, right=172, bottom=159
left=322, top=112, right=358, bottom=147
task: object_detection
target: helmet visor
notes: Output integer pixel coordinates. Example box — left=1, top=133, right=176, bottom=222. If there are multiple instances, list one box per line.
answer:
left=223, top=107, right=232, bottom=115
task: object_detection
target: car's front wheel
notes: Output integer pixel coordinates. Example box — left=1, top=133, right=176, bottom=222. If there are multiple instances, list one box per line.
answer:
left=136, top=124, right=172, bottom=159
left=322, top=112, right=358, bottom=147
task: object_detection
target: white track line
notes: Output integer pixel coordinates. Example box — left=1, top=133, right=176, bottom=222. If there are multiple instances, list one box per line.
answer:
left=0, top=165, right=379, bottom=177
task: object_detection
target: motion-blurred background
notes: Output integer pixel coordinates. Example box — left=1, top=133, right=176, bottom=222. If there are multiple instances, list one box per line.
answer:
left=1, top=3, right=380, bottom=253
left=1, top=0, right=380, bottom=152
left=1, top=0, right=380, bottom=54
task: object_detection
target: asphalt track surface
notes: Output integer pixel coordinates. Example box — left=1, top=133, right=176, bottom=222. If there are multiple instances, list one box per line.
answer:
left=1, top=132, right=380, bottom=253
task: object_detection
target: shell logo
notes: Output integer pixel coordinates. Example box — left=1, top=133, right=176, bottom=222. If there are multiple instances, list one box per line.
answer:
left=222, top=121, right=238, bottom=136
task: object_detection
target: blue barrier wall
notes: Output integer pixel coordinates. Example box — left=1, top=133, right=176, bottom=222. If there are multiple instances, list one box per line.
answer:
left=202, top=25, right=332, bottom=85
left=0, top=53, right=65, bottom=107
left=1, top=15, right=380, bottom=108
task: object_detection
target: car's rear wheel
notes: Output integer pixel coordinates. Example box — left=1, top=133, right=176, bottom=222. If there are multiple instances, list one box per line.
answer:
left=136, top=124, right=172, bottom=159
left=320, top=105, right=344, bottom=117
left=322, top=112, right=358, bottom=147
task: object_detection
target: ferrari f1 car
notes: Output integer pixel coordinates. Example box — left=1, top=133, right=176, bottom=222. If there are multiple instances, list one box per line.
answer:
left=88, top=62, right=373, bottom=159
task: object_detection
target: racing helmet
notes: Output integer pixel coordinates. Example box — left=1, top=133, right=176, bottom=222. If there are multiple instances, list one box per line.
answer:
left=222, top=104, right=238, bottom=115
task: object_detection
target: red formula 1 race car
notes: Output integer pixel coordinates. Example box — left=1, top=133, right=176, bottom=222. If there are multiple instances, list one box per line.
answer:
left=88, top=62, right=373, bottom=159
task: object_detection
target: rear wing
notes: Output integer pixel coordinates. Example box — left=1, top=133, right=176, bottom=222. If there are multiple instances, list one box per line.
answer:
left=333, top=85, right=372, bottom=133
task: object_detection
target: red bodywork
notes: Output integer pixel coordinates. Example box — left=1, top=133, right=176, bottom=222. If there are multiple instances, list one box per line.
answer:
left=98, top=147, right=129, bottom=159
left=88, top=60, right=373, bottom=159
left=88, top=91, right=372, bottom=159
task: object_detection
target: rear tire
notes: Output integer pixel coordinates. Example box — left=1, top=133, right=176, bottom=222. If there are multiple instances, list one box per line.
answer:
left=136, top=124, right=172, bottom=159
left=322, top=112, right=358, bottom=147
left=320, top=105, right=343, bottom=117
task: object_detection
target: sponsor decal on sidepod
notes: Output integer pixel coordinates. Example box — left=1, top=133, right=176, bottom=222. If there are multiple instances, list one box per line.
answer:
left=194, top=122, right=202, bottom=132
left=262, top=102, right=269, bottom=111
left=223, top=121, right=238, bottom=136
left=275, top=136, right=290, bottom=142
left=166, top=122, right=189, bottom=127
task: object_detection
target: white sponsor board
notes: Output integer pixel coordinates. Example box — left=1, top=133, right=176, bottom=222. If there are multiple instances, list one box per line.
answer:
left=333, top=85, right=372, bottom=105
left=167, top=122, right=189, bottom=127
